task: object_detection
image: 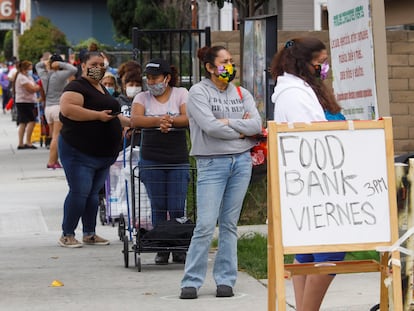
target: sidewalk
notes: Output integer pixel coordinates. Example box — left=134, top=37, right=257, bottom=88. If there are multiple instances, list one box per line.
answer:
left=0, top=111, right=381, bottom=311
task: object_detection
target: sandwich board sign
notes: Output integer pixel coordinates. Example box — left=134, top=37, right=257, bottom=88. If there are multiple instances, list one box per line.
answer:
left=267, top=118, right=402, bottom=311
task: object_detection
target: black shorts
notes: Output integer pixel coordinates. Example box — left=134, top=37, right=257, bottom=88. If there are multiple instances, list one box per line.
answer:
left=16, top=103, right=36, bottom=123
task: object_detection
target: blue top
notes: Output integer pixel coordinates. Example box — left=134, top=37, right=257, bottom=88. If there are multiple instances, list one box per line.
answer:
left=325, top=110, right=346, bottom=121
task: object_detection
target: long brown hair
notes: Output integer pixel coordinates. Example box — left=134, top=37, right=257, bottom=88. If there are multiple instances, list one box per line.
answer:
left=270, top=37, right=341, bottom=114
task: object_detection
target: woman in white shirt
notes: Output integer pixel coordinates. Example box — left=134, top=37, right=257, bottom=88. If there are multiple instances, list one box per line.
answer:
left=270, top=37, right=345, bottom=311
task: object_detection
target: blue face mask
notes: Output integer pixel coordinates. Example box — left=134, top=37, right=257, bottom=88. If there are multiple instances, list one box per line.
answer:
left=27, top=70, right=33, bottom=76
left=105, top=86, right=115, bottom=96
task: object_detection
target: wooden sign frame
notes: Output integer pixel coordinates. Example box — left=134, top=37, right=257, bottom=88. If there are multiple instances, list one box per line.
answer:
left=267, top=117, right=402, bottom=311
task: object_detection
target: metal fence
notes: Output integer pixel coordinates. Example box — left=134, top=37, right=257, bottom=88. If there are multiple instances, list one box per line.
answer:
left=132, top=27, right=211, bottom=89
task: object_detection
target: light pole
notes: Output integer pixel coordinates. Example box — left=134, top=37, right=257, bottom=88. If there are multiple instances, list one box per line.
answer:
left=12, top=0, right=20, bottom=59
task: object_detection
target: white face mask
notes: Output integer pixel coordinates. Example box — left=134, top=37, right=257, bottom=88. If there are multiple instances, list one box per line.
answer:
left=126, top=86, right=142, bottom=98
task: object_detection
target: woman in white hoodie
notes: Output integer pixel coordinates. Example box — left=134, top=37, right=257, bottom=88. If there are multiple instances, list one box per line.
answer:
left=270, top=37, right=345, bottom=311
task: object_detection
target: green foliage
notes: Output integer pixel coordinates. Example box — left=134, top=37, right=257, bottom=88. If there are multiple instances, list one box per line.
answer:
left=237, top=233, right=293, bottom=279
left=345, top=251, right=380, bottom=261
left=237, top=233, right=268, bottom=279
left=107, top=0, right=191, bottom=42
left=135, top=0, right=177, bottom=30
left=107, top=0, right=137, bottom=40
left=3, top=30, right=13, bottom=60
left=73, top=38, right=112, bottom=52
left=18, top=16, right=68, bottom=64
left=239, top=174, right=267, bottom=225
left=237, top=233, right=381, bottom=280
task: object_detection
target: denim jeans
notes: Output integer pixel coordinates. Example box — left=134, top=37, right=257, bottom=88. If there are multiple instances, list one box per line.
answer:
left=181, top=151, right=252, bottom=289
left=139, top=159, right=190, bottom=227
left=59, top=136, right=116, bottom=236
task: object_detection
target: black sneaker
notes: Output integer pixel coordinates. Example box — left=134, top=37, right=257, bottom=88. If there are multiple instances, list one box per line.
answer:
left=180, top=287, right=197, bottom=299
left=172, top=252, right=186, bottom=263
left=216, top=285, right=234, bottom=297
left=154, top=252, right=169, bottom=265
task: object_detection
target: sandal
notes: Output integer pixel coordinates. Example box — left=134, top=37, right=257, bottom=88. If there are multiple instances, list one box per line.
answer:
left=24, top=144, right=37, bottom=149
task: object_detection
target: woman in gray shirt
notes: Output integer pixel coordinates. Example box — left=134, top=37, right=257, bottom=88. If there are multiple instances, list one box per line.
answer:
left=36, top=54, right=77, bottom=169
left=180, top=46, right=262, bottom=299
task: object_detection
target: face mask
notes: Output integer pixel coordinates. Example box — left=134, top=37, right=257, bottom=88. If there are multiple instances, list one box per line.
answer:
left=320, top=61, right=330, bottom=80
left=87, top=66, right=105, bottom=81
left=216, top=64, right=236, bottom=83
left=105, top=86, right=115, bottom=96
left=27, top=70, right=33, bottom=76
left=126, top=86, right=142, bottom=98
left=147, top=78, right=167, bottom=97
left=314, top=61, right=330, bottom=80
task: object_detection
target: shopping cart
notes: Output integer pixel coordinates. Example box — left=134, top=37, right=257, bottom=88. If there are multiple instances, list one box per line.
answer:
left=122, top=130, right=196, bottom=271
left=99, top=137, right=141, bottom=242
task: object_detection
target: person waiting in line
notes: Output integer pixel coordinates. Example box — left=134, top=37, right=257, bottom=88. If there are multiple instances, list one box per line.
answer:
left=180, top=46, right=262, bottom=299
left=117, top=71, right=143, bottom=147
left=0, top=65, right=11, bottom=114
left=130, top=58, right=189, bottom=265
left=58, top=51, right=130, bottom=248
left=100, top=72, right=120, bottom=98
left=117, top=60, right=142, bottom=89
left=270, top=37, right=346, bottom=311
left=14, top=60, right=42, bottom=150
left=36, top=53, right=77, bottom=169
left=117, top=70, right=142, bottom=117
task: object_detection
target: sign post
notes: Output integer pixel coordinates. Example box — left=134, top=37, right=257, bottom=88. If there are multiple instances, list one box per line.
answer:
left=267, top=118, right=403, bottom=311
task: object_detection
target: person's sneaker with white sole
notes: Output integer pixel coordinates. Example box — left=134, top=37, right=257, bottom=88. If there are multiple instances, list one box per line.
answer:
left=58, top=235, right=83, bottom=248
left=82, top=234, right=110, bottom=245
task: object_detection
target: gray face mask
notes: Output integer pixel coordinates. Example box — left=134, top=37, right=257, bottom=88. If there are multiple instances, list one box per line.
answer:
left=87, top=66, right=105, bottom=81
left=147, top=79, right=167, bottom=96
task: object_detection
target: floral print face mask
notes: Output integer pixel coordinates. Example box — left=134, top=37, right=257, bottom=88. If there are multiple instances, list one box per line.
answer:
left=217, top=64, right=236, bottom=83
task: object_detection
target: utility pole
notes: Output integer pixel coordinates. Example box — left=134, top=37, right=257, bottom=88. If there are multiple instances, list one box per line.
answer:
left=12, top=0, right=20, bottom=59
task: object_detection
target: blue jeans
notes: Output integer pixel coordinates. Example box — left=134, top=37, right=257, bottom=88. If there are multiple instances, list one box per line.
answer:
left=59, top=136, right=116, bottom=236
left=181, top=151, right=252, bottom=289
left=139, top=159, right=190, bottom=227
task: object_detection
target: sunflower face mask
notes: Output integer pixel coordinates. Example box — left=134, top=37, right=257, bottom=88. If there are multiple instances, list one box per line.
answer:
left=217, top=64, right=236, bottom=83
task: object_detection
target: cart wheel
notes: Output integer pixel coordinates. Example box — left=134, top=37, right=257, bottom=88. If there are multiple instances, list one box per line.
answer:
left=118, top=214, right=126, bottom=240
left=135, top=251, right=141, bottom=272
left=123, top=235, right=129, bottom=268
left=98, top=197, right=106, bottom=225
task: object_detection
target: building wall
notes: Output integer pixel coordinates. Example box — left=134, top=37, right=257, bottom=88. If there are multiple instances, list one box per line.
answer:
left=212, top=30, right=414, bottom=155
left=385, top=0, right=414, bottom=28
left=30, top=0, right=116, bottom=46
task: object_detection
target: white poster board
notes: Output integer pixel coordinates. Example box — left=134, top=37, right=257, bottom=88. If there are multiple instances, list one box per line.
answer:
left=277, top=128, right=390, bottom=247
left=327, top=0, right=378, bottom=120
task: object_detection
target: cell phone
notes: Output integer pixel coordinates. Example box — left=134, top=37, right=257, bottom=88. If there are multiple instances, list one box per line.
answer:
left=110, top=111, right=121, bottom=116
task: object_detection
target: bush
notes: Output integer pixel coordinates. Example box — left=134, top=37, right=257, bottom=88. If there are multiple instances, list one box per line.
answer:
left=239, top=175, right=267, bottom=225
left=18, top=16, right=68, bottom=64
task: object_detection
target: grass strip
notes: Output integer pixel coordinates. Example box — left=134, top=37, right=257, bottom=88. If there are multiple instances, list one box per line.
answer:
left=237, top=233, right=380, bottom=280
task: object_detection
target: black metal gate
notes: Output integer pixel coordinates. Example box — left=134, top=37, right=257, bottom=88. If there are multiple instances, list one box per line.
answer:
left=132, top=27, right=211, bottom=89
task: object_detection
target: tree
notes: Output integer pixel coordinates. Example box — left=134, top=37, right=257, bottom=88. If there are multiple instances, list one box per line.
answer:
left=3, top=30, right=13, bottom=60
left=18, top=16, right=68, bottom=64
left=107, top=0, right=137, bottom=41
left=107, top=0, right=191, bottom=42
